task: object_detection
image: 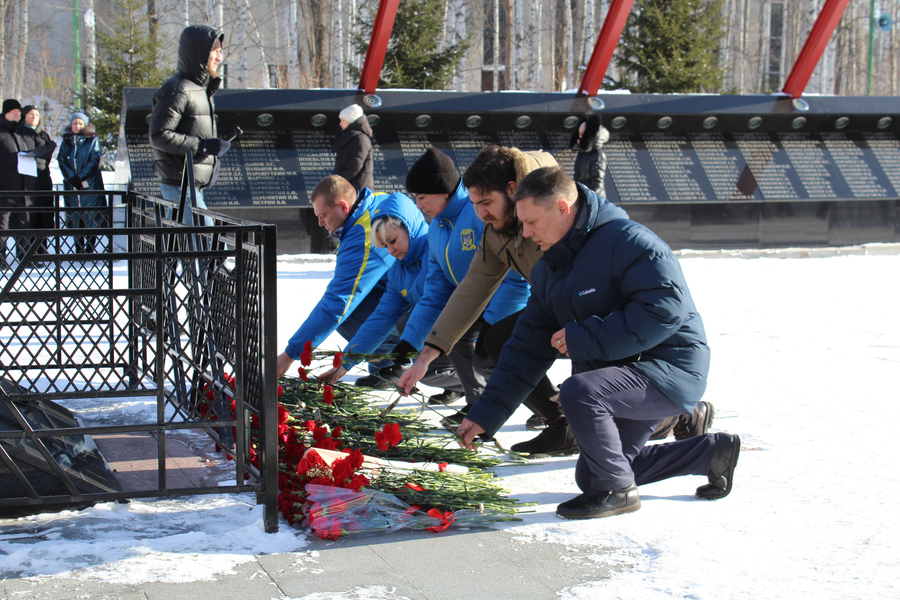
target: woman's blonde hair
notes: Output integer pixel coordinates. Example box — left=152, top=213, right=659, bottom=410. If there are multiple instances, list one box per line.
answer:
left=371, top=215, right=406, bottom=248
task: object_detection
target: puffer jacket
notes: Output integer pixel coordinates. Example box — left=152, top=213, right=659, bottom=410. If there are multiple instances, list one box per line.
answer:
left=423, top=149, right=557, bottom=354
left=466, top=184, right=710, bottom=437
left=148, top=25, right=224, bottom=189
left=570, top=114, right=609, bottom=195
left=401, top=181, right=529, bottom=350
left=284, top=187, right=402, bottom=358
left=333, top=117, right=374, bottom=191
left=341, top=199, right=428, bottom=361
left=58, top=132, right=105, bottom=206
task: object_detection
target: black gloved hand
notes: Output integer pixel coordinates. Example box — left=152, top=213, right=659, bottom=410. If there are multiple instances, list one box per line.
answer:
left=67, top=176, right=83, bottom=188
left=392, top=340, right=417, bottom=366
left=199, top=137, right=231, bottom=157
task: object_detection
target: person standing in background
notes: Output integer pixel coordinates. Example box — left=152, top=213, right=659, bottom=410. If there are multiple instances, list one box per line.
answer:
left=333, top=104, right=374, bottom=192
left=1, top=99, right=53, bottom=268
left=58, top=113, right=105, bottom=254
left=570, top=113, right=609, bottom=196
left=149, top=25, right=230, bottom=225
left=20, top=106, right=58, bottom=247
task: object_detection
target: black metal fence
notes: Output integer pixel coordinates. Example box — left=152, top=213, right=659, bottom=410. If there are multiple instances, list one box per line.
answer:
left=0, top=185, right=279, bottom=531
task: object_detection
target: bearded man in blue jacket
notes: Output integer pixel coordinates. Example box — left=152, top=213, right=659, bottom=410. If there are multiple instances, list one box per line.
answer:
left=457, top=167, right=740, bottom=519
left=276, top=175, right=401, bottom=378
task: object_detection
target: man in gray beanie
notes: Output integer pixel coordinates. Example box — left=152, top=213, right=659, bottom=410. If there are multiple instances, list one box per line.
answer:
left=388, top=146, right=530, bottom=428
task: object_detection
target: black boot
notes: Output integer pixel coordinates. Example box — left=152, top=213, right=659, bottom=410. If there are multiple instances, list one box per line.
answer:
left=510, top=416, right=579, bottom=457
left=428, top=389, right=465, bottom=405
left=673, top=401, right=715, bottom=441
left=696, top=433, right=741, bottom=500
left=525, top=414, right=548, bottom=431
left=354, top=363, right=405, bottom=389
left=557, top=483, right=641, bottom=519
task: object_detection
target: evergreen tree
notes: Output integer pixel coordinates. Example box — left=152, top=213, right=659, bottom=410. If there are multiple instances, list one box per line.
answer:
left=348, top=0, right=468, bottom=90
left=615, top=0, right=726, bottom=93
left=78, top=0, right=168, bottom=149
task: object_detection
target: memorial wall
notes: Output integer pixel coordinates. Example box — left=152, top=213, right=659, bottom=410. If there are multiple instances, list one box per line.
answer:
left=122, top=89, right=900, bottom=250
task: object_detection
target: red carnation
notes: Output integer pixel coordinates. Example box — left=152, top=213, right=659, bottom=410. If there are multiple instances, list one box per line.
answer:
left=300, top=351, right=312, bottom=367
left=298, top=368, right=308, bottom=381
left=374, top=422, right=402, bottom=451
left=323, top=385, right=334, bottom=405
left=277, top=385, right=284, bottom=397
left=438, top=462, right=448, bottom=473
left=332, top=352, right=343, bottom=369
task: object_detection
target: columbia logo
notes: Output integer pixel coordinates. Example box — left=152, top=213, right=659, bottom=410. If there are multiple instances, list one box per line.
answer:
left=579, top=288, right=596, bottom=296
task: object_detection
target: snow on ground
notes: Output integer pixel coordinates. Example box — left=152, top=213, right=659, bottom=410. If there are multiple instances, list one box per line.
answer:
left=1, top=250, right=898, bottom=598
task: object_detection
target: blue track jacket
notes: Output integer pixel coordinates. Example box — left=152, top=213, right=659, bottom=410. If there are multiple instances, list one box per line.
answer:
left=466, top=185, right=711, bottom=437
left=401, top=182, right=529, bottom=350
left=285, top=188, right=403, bottom=358
left=341, top=198, right=429, bottom=363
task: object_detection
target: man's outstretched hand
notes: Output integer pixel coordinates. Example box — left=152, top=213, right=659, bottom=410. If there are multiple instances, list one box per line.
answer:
left=455, top=417, right=486, bottom=450
left=276, top=352, right=295, bottom=379
left=397, top=345, right=441, bottom=394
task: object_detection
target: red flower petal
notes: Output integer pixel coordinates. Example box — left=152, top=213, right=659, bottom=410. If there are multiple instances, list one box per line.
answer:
left=333, top=352, right=343, bottom=369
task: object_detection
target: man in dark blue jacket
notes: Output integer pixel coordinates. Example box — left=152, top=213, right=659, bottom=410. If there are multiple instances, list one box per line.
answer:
left=457, top=167, right=740, bottom=519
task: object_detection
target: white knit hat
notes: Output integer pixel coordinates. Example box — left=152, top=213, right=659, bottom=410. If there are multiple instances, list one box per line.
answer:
left=339, top=104, right=364, bottom=123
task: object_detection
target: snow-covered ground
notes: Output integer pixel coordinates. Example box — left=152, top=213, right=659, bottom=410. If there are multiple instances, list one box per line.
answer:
left=1, top=249, right=898, bottom=599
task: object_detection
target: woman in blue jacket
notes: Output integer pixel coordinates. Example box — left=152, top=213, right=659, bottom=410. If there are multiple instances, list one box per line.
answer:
left=58, top=113, right=106, bottom=254
left=318, top=198, right=463, bottom=394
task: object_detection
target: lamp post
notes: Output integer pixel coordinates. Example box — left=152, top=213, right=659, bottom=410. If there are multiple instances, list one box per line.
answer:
left=73, top=0, right=81, bottom=108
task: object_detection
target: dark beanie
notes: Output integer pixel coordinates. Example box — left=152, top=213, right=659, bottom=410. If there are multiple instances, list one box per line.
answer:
left=2, top=99, right=21, bottom=116
left=406, top=147, right=461, bottom=195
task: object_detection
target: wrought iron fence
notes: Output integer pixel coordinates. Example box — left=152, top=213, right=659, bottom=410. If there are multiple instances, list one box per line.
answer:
left=0, top=183, right=279, bottom=531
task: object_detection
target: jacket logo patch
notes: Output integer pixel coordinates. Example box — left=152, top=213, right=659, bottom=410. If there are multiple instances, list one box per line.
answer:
left=401, top=289, right=408, bottom=297
left=460, top=228, right=476, bottom=251
left=579, top=288, right=596, bottom=296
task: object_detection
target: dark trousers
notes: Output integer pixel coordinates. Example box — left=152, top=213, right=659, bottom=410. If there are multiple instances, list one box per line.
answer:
left=482, top=310, right=563, bottom=422
left=0, top=196, right=30, bottom=263
left=447, top=317, right=493, bottom=406
left=559, top=365, right=715, bottom=492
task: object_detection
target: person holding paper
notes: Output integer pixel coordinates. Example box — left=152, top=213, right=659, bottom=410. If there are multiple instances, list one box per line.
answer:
left=0, top=98, right=53, bottom=268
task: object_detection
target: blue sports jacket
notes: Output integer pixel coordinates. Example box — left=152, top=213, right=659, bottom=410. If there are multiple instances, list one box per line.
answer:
left=341, top=197, right=429, bottom=362
left=466, top=184, right=711, bottom=437
left=285, top=188, right=402, bottom=358
left=401, top=182, right=529, bottom=349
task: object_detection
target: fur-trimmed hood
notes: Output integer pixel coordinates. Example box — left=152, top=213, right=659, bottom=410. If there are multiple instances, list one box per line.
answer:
left=570, top=113, right=609, bottom=152
left=507, top=147, right=558, bottom=183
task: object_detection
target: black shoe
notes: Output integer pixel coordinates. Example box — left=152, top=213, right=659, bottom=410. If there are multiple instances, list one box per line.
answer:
left=439, top=407, right=471, bottom=430
left=673, top=401, right=715, bottom=441
left=510, top=417, right=579, bottom=457
left=428, top=390, right=465, bottom=405
left=525, top=414, right=548, bottom=431
left=556, top=483, right=641, bottom=519
left=354, top=374, right=394, bottom=389
left=354, top=364, right=404, bottom=390
left=696, top=433, right=741, bottom=500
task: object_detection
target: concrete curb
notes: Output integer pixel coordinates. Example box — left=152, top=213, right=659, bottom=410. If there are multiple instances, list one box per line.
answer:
left=675, top=242, right=900, bottom=259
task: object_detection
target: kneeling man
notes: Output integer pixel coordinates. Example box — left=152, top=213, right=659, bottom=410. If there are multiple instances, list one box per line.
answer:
left=456, top=167, right=739, bottom=518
